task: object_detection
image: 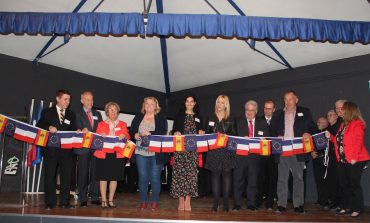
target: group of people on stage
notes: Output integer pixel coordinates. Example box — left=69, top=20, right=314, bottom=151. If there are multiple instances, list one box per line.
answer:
left=36, top=89, right=369, bottom=218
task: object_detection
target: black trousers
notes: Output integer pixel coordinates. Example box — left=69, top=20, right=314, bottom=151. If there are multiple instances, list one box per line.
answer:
left=43, top=147, right=73, bottom=206
left=338, top=161, right=367, bottom=212
left=233, top=154, right=261, bottom=206
left=76, top=151, right=99, bottom=202
left=198, top=167, right=212, bottom=196
left=325, top=147, right=341, bottom=205
left=257, top=155, right=278, bottom=208
left=312, top=155, right=328, bottom=204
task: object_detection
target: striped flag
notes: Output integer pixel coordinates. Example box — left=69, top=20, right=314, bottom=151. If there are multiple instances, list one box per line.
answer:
left=0, top=115, right=8, bottom=133
left=148, top=135, right=162, bottom=153
left=236, top=137, right=250, bottom=156
left=122, top=140, right=136, bottom=158
left=174, top=135, right=185, bottom=152
left=35, top=129, right=49, bottom=147
left=114, top=138, right=127, bottom=153
left=13, top=122, right=38, bottom=143
left=161, top=136, right=174, bottom=153
left=292, top=138, right=304, bottom=155
left=303, top=136, right=314, bottom=153
left=260, top=139, right=271, bottom=156
left=82, top=132, right=94, bottom=148
left=102, top=136, right=118, bottom=152
left=249, top=138, right=261, bottom=154
left=185, top=135, right=197, bottom=151
left=281, top=140, right=293, bottom=156
left=59, top=132, right=84, bottom=149
left=196, top=134, right=209, bottom=152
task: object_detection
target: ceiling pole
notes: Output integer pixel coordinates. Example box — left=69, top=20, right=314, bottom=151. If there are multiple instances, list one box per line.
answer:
left=156, top=0, right=171, bottom=98
left=227, top=0, right=293, bottom=69
left=33, top=0, right=88, bottom=63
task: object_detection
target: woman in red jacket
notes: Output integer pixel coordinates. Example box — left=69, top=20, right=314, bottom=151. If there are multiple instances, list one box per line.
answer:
left=94, top=102, right=130, bottom=208
left=326, top=101, right=369, bottom=217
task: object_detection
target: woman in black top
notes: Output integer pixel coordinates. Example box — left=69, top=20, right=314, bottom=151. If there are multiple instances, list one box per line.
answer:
left=205, top=94, right=236, bottom=212
left=170, top=94, right=204, bottom=211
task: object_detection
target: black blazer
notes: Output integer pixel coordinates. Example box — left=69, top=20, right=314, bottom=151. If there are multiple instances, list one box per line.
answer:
left=74, top=108, right=103, bottom=155
left=37, top=106, right=77, bottom=132
left=172, top=113, right=203, bottom=134
left=271, top=106, right=318, bottom=162
left=235, top=116, right=270, bottom=138
left=129, top=113, right=168, bottom=165
left=205, top=113, right=236, bottom=136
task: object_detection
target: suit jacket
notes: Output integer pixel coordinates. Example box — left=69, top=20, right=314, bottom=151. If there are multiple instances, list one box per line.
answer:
left=205, top=113, right=236, bottom=135
left=172, top=112, right=203, bottom=134
left=37, top=106, right=77, bottom=132
left=271, top=106, right=318, bottom=162
left=236, top=116, right=270, bottom=138
left=330, top=119, right=370, bottom=163
left=74, top=108, right=103, bottom=155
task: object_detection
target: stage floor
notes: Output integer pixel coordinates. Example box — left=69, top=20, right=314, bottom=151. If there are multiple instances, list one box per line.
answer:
left=0, top=192, right=369, bottom=222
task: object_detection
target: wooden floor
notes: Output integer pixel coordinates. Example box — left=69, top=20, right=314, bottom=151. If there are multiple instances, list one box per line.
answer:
left=0, top=192, right=369, bottom=222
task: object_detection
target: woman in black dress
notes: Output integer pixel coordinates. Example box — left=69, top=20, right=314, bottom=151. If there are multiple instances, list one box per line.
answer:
left=170, top=94, right=204, bottom=211
left=205, top=95, right=236, bottom=212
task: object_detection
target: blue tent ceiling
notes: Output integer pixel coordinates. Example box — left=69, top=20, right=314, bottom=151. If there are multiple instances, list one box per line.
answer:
left=0, top=0, right=369, bottom=93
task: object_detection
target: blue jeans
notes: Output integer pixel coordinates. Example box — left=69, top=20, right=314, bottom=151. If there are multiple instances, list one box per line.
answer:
left=136, top=155, right=163, bottom=203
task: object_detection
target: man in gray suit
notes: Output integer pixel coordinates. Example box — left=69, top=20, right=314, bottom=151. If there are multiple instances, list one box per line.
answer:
left=74, top=91, right=103, bottom=207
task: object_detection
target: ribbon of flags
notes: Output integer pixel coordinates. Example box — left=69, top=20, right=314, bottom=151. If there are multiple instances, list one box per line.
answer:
left=0, top=113, right=328, bottom=159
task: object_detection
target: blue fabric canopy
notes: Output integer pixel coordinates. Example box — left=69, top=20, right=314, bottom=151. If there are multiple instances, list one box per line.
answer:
left=0, top=12, right=145, bottom=36
left=0, top=12, right=369, bottom=44
left=146, top=13, right=370, bottom=44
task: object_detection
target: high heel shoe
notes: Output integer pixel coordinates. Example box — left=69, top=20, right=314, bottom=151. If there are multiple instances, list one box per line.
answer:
left=101, top=201, right=107, bottom=209
left=108, top=201, right=116, bottom=208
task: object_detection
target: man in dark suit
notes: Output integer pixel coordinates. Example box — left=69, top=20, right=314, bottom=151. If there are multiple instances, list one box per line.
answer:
left=256, top=99, right=278, bottom=210
left=37, top=89, right=77, bottom=210
left=271, top=90, right=318, bottom=213
left=74, top=91, right=102, bottom=207
left=233, top=100, right=270, bottom=211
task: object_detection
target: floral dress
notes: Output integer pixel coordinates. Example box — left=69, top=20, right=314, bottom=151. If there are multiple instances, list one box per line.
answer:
left=170, top=114, right=198, bottom=198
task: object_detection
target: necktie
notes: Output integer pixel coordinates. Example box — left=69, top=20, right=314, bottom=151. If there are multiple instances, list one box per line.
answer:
left=60, top=109, right=65, bottom=124
left=248, top=120, right=254, bottom=137
left=267, top=118, right=271, bottom=126
left=87, top=111, right=93, bottom=127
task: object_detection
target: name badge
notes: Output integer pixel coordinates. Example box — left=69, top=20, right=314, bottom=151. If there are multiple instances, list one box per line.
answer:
left=258, top=131, right=264, bottom=136
left=195, top=118, right=200, bottom=123
left=92, top=116, right=98, bottom=120
left=298, top=113, right=304, bottom=117
left=209, top=121, right=215, bottom=126
left=64, top=119, right=70, bottom=125
left=114, top=127, right=121, bottom=131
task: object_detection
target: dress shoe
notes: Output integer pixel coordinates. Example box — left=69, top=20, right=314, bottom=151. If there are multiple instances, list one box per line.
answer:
left=91, top=200, right=101, bottom=205
left=350, top=211, right=362, bottom=218
left=80, top=202, right=88, bottom=207
left=223, top=205, right=229, bottom=212
left=294, top=206, right=305, bottom=213
left=151, top=202, right=158, bottom=211
left=59, top=204, right=74, bottom=209
left=108, top=201, right=116, bottom=208
left=276, top=206, right=286, bottom=213
left=336, top=208, right=351, bottom=215
left=45, top=205, right=54, bottom=210
left=232, top=205, right=241, bottom=211
left=247, top=205, right=257, bottom=211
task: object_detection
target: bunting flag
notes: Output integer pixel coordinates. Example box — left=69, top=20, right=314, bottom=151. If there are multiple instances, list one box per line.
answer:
left=207, top=133, right=218, bottom=150
left=82, top=132, right=94, bottom=148
left=4, top=118, right=18, bottom=137
left=229, top=136, right=250, bottom=156
left=141, top=135, right=150, bottom=147
left=0, top=115, right=8, bottom=133
left=174, top=135, right=185, bottom=152
left=122, top=140, right=136, bottom=158
left=270, top=138, right=283, bottom=155
left=312, top=132, right=328, bottom=151
left=303, top=136, right=314, bottom=153
left=35, top=129, right=49, bottom=147
left=102, top=136, right=118, bottom=152
left=185, top=135, right=197, bottom=151
left=196, top=134, right=210, bottom=152
left=59, top=132, right=84, bottom=149
left=13, top=122, right=38, bottom=143
left=148, top=135, right=162, bottom=153
left=47, top=133, right=60, bottom=147
left=260, top=139, right=271, bottom=156
left=292, top=138, right=304, bottom=155
left=90, top=134, right=104, bottom=150
left=249, top=138, right=261, bottom=154
left=226, top=136, right=239, bottom=152
left=215, top=133, right=228, bottom=149
left=161, top=136, right=175, bottom=153
left=281, top=140, right=293, bottom=156
left=114, top=138, right=127, bottom=153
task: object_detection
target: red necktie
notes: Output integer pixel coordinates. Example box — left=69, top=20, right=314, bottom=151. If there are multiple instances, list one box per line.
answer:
left=87, top=111, right=93, bottom=127
left=248, top=120, right=254, bottom=137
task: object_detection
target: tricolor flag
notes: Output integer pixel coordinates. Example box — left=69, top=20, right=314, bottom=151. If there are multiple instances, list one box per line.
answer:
left=292, top=138, right=304, bottom=155
left=185, top=135, right=197, bottom=151
left=236, top=137, right=250, bottom=156
left=102, top=136, right=118, bottom=152
left=47, top=133, right=61, bottom=147
left=122, top=140, right=136, bottom=158
left=207, top=133, right=218, bottom=150
left=161, top=136, right=175, bottom=153
left=114, top=138, right=127, bottom=153
left=196, top=134, right=210, bottom=152
left=82, top=132, right=94, bottom=148
left=312, top=132, right=328, bottom=151
left=148, top=135, right=162, bottom=153
left=260, top=139, right=271, bottom=156
left=35, top=129, right=49, bottom=147
left=0, top=115, right=8, bottom=134
left=13, top=122, right=38, bottom=143
left=249, top=138, right=261, bottom=154
left=303, top=136, right=314, bottom=153
left=4, top=118, right=18, bottom=137
left=281, top=140, right=293, bottom=156
left=59, top=132, right=84, bottom=149
left=270, top=139, right=283, bottom=155
left=90, top=134, right=104, bottom=150
left=174, top=135, right=185, bottom=152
